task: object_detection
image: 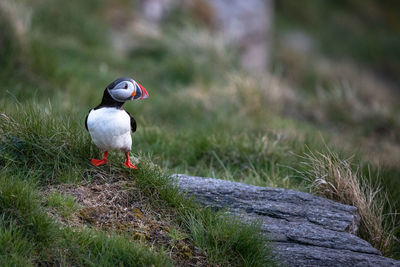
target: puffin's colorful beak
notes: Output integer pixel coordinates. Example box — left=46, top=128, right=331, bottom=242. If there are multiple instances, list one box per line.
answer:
left=136, top=83, right=149, bottom=100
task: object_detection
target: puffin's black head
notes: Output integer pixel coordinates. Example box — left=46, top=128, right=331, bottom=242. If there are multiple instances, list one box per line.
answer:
left=100, top=77, right=149, bottom=108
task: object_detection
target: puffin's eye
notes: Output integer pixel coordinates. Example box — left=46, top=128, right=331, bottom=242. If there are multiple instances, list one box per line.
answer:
left=124, top=84, right=128, bottom=89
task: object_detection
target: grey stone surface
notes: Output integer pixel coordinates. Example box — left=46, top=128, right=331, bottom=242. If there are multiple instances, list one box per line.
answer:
left=173, top=174, right=400, bottom=266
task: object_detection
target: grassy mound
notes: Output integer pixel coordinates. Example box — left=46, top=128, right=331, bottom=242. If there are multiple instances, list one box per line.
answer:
left=0, top=104, right=276, bottom=266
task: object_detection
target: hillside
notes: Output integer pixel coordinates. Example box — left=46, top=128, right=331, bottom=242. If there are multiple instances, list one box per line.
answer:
left=0, top=0, right=399, bottom=265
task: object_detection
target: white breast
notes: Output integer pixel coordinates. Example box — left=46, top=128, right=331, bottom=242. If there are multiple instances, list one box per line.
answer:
left=87, top=107, right=132, bottom=152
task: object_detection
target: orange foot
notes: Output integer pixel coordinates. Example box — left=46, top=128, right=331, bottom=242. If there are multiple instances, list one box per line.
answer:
left=91, top=151, right=108, bottom=166
left=91, top=158, right=107, bottom=166
left=123, top=151, right=137, bottom=169
left=123, top=161, right=137, bottom=169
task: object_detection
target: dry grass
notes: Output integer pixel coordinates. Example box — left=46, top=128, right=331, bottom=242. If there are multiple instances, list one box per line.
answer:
left=301, top=148, right=399, bottom=256
left=276, top=33, right=400, bottom=169
left=44, top=179, right=209, bottom=267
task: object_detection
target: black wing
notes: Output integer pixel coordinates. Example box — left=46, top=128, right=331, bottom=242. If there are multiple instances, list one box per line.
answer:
left=84, top=109, right=92, bottom=131
left=125, top=111, right=137, bottom=132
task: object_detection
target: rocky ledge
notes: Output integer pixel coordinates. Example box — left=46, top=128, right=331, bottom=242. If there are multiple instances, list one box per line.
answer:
left=173, top=174, right=400, bottom=266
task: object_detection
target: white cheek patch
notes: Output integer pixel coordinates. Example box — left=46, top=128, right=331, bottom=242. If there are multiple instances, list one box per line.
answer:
left=108, top=89, right=132, bottom=102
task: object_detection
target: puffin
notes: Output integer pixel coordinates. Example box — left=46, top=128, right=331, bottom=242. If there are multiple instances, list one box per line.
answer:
left=85, top=77, right=149, bottom=169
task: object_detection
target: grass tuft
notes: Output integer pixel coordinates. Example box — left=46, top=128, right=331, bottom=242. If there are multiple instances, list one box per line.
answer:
left=0, top=104, right=92, bottom=184
left=184, top=209, right=276, bottom=266
left=45, top=192, right=79, bottom=219
left=130, top=161, right=276, bottom=266
left=0, top=221, right=35, bottom=266
left=0, top=173, right=59, bottom=247
left=62, top=228, right=173, bottom=267
left=300, top=148, right=399, bottom=256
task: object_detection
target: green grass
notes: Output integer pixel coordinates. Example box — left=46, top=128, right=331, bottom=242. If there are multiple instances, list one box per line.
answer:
left=0, top=104, right=275, bottom=266
left=62, top=228, right=171, bottom=266
left=275, top=0, right=400, bottom=82
left=274, top=1, right=400, bottom=150
left=184, top=210, right=272, bottom=265
left=132, top=161, right=276, bottom=266
left=46, top=192, right=79, bottom=218
left=1, top=0, right=399, bottom=262
left=0, top=103, right=91, bottom=184
left=0, top=170, right=171, bottom=266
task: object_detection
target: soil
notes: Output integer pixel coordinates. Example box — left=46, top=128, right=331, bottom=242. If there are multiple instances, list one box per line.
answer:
left=44, top=178, right=210, bottom=266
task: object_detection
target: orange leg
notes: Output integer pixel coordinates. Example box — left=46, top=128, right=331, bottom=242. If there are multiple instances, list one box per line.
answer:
left=91, top=151, right=108, bottom=166
left=123, top=151, right=137, bottom=169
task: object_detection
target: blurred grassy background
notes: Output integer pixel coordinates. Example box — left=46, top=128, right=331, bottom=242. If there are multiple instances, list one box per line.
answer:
left=0, top=0, right=399, bottom=259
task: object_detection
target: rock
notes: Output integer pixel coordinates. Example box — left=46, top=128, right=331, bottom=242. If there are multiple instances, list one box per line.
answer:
left=205, top=0, right=272, bottom=74
left=139, top=0, right=178, bottom=27
left=137, top=0, right=273, bottom=74
left=173, top=174, right=400, bottom=266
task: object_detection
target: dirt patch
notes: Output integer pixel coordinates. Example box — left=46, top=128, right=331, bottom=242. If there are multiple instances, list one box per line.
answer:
left=44, top=180, right=209, bottom=266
